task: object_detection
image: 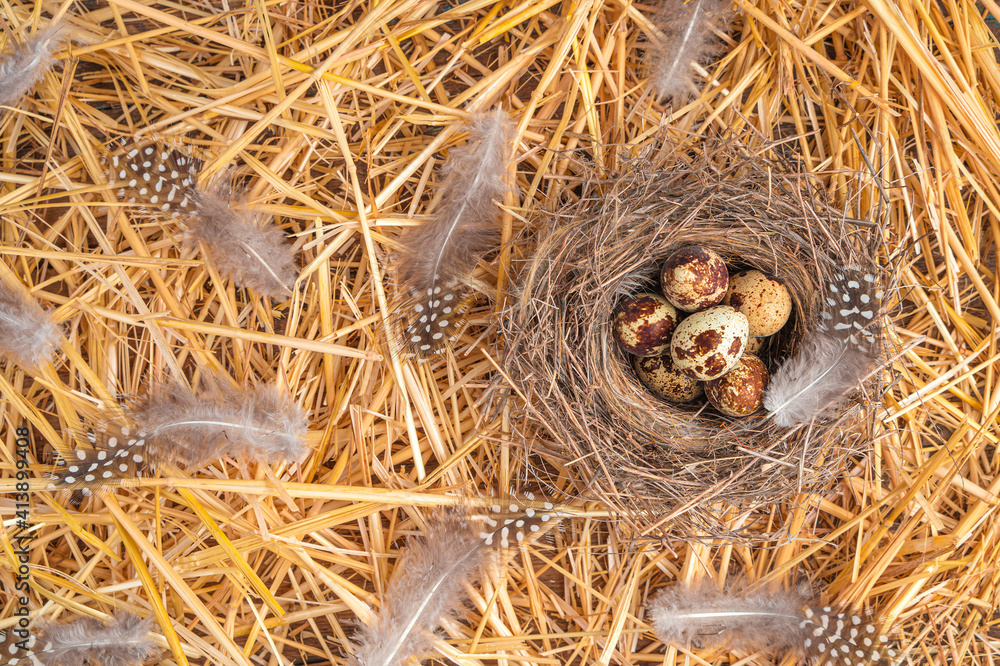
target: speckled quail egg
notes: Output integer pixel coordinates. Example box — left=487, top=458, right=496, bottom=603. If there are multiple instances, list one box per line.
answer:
left=612, top=293, right=680, bottom=357
left=670, top=305, right=748, bottom=380
left=634, top=354, right=703, bottom=402
left=723, top=270, right=792, bottom=337
left=745, top=335, right=765, bottom=354
left=660, top=246, right=729, bottom=312
left=705, top=354, right=769, bottom=417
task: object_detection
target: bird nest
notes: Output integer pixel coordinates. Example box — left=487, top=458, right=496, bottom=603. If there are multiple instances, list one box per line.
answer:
left=499, top=142, right=894, bottom=542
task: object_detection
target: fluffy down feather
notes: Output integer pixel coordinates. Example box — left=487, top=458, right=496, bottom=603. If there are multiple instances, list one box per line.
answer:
left=0, top=280, right=61, bottom=367
left=763, top=332, right=873, bottom=428
left=349, top=516, right=489, bottom=666
left=0, top=21, right=66, bottom=109
left=650, top=579, right=807, bottom=652
left=188, top=178, right=297, bottom=298
left=11, top=611, right=157, bottom=666
left=130, top=377, right=309, bottom=467
left=646, top=0, right=730, bottom=100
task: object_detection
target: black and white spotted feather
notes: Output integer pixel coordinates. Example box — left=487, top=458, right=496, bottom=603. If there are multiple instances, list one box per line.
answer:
left=107, top=140, right=201, bottom=216
left=49, top=426, right=152, bottom=490
left=394, top=109, right=516, bottom=356
left=1, top=611, right=157, bottom=666
left=49, top=377, right=309, bottom=490
left=650, top=579, right=896, bottom=665
left=105, top=138, right=297, bottom=298
left=764, top=268, right=883, bottom=427
left=349, top=496, right=563, bottom=666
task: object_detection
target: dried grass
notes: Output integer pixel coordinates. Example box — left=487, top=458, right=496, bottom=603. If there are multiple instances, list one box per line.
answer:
left=0, top=0, right=996, bottom=663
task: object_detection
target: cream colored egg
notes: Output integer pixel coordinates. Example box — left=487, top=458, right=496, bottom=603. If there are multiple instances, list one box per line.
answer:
left=723, top=270, right=792, bottom=337
left=670, top=305, right=748, bottom=380
left=634, top=354, right=703, bottom=402
left=745, top=336, right=765, bottom=354
left=612, top=293, right=680, bottom=357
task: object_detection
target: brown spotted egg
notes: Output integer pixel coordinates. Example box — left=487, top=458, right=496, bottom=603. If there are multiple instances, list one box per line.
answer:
left=723, top=270, right=792, bottom=337
left=612, top=293, right=680, bottom=357
left=705, top=354, right=769, bottom=416
left=745, top=335, right=765, bottom=354
left=634, top=354, right=703, bottom=402
left=660, top=246, right=729, bottom=312
left=670, top=305, right=748, bottom=380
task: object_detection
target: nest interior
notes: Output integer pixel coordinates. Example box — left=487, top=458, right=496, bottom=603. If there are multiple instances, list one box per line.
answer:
left=502, top=143, right=891, bottom=539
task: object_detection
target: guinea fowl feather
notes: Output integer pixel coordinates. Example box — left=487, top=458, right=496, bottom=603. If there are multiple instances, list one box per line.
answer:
left=764, top=268, right=883, bottom=427
left=106, top=139, right=297, bottom=298
left=395, top=109, right=516, bottom=355
left=650, top=579, right=897, bottom=664
left=350, top=499, right=563, bottom=666
left=49, top=377, right=309, bottom=489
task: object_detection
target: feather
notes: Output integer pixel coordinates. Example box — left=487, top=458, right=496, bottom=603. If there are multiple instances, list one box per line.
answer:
left=350, top=515, right=489, bottom=666
left=130, top=377, right=310, bottom=466
left=395, top=108, right=516, bottom=356
left=763, top=269, right=882, bottom=427
left=48, top=425, right=153, bottom=490
left=5, top=611, right=158, bottom=666
left=0, top=279, right=61, bottom=367
left=0, top=20, right=66, bottom=109
left=106, top=139, right=297, bottom=298
left=349, top=498, right=562, bottom=666
left=646, top=0, right=729, bottom=100
left=187, top=178, right=297, bottom=298
left=649, top=579, right=896, bottom=664
left=49, top=377, right=309, bottom=489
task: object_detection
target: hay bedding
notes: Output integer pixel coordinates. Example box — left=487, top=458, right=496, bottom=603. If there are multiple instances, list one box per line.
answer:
left=0, top=0, right=997, bottom=664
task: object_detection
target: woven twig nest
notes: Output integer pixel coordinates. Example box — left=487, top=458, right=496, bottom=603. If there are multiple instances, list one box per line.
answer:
left=500, top=142, right=893, bottom=541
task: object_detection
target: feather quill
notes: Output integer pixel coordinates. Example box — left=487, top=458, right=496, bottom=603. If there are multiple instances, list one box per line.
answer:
left=49, top=377, right=309, bottom=489
left=646, top=0, right=729, bottom=100
left=349, top=498, right=562, bottom=666
left=105, top=139, right=297, bottom=298
left=649, top=579, right=896, bottom=664
left=0, top=279, right=61, bottom=367
left=0, top=20, right=66, bottom=109
left=395, top=109, right=516, bottom=356
left=4, top=611, right=157, bottom=666
left=764, top=268, right=882, bottom=427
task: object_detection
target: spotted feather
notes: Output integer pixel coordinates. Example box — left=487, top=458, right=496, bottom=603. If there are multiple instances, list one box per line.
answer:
left=106, top=139, right=201, bottom=217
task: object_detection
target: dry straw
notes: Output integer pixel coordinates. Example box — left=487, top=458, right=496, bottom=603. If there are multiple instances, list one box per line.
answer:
left=1, top=0, right=999, bottom=662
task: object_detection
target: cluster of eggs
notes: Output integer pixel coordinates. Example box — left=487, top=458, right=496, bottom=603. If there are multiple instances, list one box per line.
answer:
left=612, top=246, right=793, bottom=417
